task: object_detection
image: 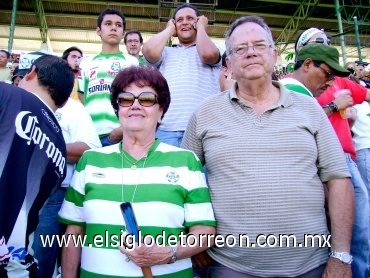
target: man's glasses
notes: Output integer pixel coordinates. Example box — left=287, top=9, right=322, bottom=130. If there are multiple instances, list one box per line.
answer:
left=126, top=39, right=140, bottom=44
left=117, top=92, right=158, bottom=107
left=230, top=43, right=272, bottom=57
left=313, top=61, right=335, bottom=81
left=303, top=37, right=331, bottom=46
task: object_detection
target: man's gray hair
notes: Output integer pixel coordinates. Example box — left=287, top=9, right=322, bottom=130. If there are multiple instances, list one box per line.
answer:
left=225, top=15, right=275, bottom=56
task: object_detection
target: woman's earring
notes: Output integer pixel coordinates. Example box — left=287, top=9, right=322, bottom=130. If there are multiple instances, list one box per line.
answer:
left=158, top=118, right=161, bottom=124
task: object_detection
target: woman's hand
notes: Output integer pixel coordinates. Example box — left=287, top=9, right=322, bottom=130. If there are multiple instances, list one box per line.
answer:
left=119, top=243, right=173, bottom=267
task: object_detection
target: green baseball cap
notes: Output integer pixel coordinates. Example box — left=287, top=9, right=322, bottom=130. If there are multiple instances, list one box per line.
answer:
left=297, top=44, right=350, bottom=77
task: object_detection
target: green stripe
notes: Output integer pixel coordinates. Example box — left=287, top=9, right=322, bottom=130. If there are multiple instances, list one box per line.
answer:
left=85, top=224, right=185, bottom=249
left=184, top=220, right=216, bottom=228
left=186, top=188, right=212, bottom=204
left=81, top=267, right=192, bottom=278
left=77, top=144, right=203, bottom=171
left=65, top=186, right=85, bottom=207
left=90, top=113, right=119, bottom=124
left=84, top=183, right=188, bottom=205
left=285, top=84, right=312, bottom=97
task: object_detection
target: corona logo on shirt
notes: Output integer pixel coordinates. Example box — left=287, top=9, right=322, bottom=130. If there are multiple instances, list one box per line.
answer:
left=15, top=111, right=65, bottom=176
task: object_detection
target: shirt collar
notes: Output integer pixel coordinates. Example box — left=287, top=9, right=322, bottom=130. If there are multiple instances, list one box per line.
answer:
left=229, top=80, right=293, bottom=108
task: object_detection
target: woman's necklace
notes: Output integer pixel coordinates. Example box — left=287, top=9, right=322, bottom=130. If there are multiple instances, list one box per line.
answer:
left=121, top=144, right=148, bottom=203
left=122, top=151, right=147, bottom=170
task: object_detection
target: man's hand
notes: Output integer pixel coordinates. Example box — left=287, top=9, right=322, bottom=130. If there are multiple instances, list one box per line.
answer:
left=195, top=15, right=208, bottom=30
left=191, top=251, right=212, bottom=269
left=322, top=257, right=352, bottom=278
left=108, top=126, right=123, bottom=143
left=333, top=91, right=353, bottom=110
left=166, top=19, right=176, bottom=37
left=119, top=243, right=173, bottom=267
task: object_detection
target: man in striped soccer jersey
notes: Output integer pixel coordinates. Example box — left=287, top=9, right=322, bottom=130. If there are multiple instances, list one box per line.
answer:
left=78, top=8, right=139, bottom=146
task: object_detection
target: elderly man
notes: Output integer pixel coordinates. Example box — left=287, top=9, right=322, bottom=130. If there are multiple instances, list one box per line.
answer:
left=280, top=44, right=350, bottom=97
left=182, top=15, right=354, bottom=277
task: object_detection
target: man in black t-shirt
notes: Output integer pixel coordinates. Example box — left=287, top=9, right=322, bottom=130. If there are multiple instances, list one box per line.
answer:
left=0, top=54, right=74, bottom=276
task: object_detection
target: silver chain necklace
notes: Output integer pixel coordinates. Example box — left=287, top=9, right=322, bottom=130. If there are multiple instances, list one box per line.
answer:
left=121, top=144, right=148, bottom=203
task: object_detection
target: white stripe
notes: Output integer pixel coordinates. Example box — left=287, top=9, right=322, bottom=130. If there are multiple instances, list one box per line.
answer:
left=185, top=203, right=216, bottom=223
left=81, top=247, right=191, bottom=276
left=84, top=200, right=185, bottom=228
left=82, top=164, right=206, bottom=191
left=58, top=199, right=84, bottom=223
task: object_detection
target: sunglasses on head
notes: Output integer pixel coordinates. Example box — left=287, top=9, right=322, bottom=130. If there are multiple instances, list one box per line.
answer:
left=303, top=37, right=331, bottom=46
left=117, top=92, right=158, bottom=107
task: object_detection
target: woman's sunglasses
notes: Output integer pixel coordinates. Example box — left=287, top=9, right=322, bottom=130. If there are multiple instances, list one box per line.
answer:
left=117, top=92, right=158, bottom=107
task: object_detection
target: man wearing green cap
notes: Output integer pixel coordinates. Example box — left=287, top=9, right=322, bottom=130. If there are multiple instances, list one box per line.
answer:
left=280, top=44, right=350, bottom=98
left=291, top=28, right=370, bottom=278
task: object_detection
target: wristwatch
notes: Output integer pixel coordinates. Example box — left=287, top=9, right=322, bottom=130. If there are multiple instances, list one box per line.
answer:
left=323, top=102, right=339, bottom=114
left=329, top=251, right=353, bottom=264
left=168, top=246, right=178, bottom=264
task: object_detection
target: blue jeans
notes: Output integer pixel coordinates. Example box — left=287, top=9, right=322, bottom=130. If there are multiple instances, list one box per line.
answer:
left=355, top=148, right=370, bottom=267
left=346, top=157, right=370, bottom=277
left=32, top=187, right=66, bottom=278
left=155, top=130, right=184, bottom=147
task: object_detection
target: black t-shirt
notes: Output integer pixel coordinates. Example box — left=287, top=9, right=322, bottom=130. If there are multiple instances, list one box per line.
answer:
left=0, top=82, right=66, bottom=275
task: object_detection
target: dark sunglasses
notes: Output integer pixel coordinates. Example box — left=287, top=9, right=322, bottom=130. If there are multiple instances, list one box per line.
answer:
left=313, top=61, right=335, bottom=81
left=303, top=37, right=331, bottom=46
left=117, top=92, right=158, bottom=107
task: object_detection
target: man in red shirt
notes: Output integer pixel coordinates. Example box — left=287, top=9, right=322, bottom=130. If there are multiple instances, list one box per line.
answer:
left=295, top=28, right=370, bottom=277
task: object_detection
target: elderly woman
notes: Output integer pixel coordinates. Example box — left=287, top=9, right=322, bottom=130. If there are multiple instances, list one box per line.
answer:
left=58, top=66, right=216, bottom=278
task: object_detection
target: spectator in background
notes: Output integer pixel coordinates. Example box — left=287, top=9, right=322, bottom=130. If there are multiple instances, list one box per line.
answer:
left=280, top=44, right=350, bottom=97
left=10, top=66, right=24, bottom=86
left=0, top=53, right=74, bottom=277
left=62, top=46, right=83, bottom=102
left=78, top=8, right=139, bottom=146
left=182, top=15, right=354, bottom=277
left=124, top=30, right=146, bottom=65
left=142, top=3, right=221, bottom=147
left=0, top=50, right=11, bottom=82
left=218, top=51, right=234, bottom=92
left=295, top=27, right=370, bottom=277
left=10, top=60, right=19, bottom=76
left=355, top=61, right=370, bottom=88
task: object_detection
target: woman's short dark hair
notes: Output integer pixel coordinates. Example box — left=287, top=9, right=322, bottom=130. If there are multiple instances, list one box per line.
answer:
left=111, top=66, right=171, bottom=119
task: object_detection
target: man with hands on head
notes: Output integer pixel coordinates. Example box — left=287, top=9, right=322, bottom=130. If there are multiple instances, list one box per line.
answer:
left=142, top=3, right=221, bottom=147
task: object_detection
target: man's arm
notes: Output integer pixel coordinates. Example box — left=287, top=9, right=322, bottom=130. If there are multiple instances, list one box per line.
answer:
left=66, top=142, right=90, bottom=163
left=108, top=126, right=124, bottom=144
left=195, top=15, right=220, bottom=65
left=142, top=19, right=176, bottom=64
left=322, top=91, right=353, bottom=116
left=77, top=92, right=84, bottom=104
left=365, top=88, right=370, bottom=101
left=61, top=224, right=84, bottom=278
left=323, top=178, right=354, bottom=277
